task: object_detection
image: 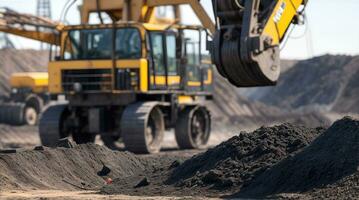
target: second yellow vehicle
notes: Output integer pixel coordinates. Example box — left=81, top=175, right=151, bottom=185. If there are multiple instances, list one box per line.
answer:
left=0, top=72, right=50, bottom=126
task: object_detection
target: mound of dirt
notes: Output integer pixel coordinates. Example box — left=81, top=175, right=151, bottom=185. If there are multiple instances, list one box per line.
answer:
left=0, top=144, right=145, bottom=191
left=245, top=55, right=359, bottom=113
left=333, top=62, right=359, bottom=114
left=0, top=49, right=48, bottom=95
left=208, top=73, right=282, bottom=126
left=168, top=124, right=325, bottom=190
left=238, top=117, right=359, bottom=198
left=209, top=71, right=331, bottom=129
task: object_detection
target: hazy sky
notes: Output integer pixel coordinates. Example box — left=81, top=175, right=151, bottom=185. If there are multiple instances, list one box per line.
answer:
left=1, top=0, right=358, bottom=59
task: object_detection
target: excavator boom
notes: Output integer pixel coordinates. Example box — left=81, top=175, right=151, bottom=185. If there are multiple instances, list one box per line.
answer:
left=0, top=7, right=61, bottom=45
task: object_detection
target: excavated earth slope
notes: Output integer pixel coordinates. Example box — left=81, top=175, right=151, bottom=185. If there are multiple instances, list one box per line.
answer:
left=250, top=55, right=359, bottom=114
left=208, top=72, right=331, bottom=129
left=237, top=116, right=359, bottom=199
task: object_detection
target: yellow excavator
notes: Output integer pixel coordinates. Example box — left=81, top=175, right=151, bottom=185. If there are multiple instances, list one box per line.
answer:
left=0, top=0, right=307, bottom=153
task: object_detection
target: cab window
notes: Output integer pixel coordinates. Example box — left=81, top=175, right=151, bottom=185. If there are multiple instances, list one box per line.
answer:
left=166, top=34, right=178, bottom=75
left=150, top=32, right=165, bottom=75
left=115, top=28, right=141, bottom=59
left=64, top=28, right=141, bottom=60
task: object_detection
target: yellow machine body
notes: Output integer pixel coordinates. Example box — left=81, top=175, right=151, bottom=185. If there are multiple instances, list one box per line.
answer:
left=263, top=0, right=305, bottom=45
left=48, top=22, right=213, bottom=102
left=10, top=72, right=49, bottom=93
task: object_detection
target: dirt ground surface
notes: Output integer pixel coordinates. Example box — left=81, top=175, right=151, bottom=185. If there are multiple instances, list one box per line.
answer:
left=1, top=117, right=358, bottom=199
left=0, top=190, right=217, bottom=200
left=0, top=49, right=358, bottom=199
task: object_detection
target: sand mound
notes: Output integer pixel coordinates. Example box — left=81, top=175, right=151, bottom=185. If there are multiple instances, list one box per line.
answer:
left=0, top=144, right=145, bottom=191
left=169, top=124, right=325, bottom=189
left=238, top=117, right=359, bottom=198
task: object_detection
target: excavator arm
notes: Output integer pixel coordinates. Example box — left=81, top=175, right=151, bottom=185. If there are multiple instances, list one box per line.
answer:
left=0, top=7, right=61, bottom=45
left=80, top=0, right=308, bottom=87
left=211, top=0, right=307, bottom=86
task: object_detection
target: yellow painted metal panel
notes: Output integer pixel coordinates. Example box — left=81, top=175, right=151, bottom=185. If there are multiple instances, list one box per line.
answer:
left=204, top=69, right=212, bottom=85
left=187, top=81, right=201, bottom=87
left=150, top=76, right=181, bottom=85
left=143, top=23, right=170, bottom=31
left=10, top=72, right=49, bottom=93
left=139, top=59, right=148, bottom=92
left=48, top=62, right=62, bottom=94
left=48, top=59, right=147, bottom=94
left=263, top=0, right=304, bottom=45
left=178, top=96, right=194, bottom=104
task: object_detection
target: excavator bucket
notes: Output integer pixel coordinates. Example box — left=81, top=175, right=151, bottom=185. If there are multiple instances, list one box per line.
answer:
left=211, top=0, right=306, bottom=87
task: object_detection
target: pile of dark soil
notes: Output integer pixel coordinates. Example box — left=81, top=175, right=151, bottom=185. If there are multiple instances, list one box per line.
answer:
left=237, top=117, right=359, bottom=198
left=0, top=144, right=145, bottom=191
left=168, top=123, right=325, bottom=190
left=101, top=123, right=324, bottom=197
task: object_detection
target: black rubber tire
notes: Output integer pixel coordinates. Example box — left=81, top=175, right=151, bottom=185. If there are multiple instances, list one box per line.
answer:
left=121, top=102, right=165, bottom=154
left=39, top=104, right=96, bottom=146
left=175, top=106, right=211, bottom=149
left=0, top=103, right=26, bottom=126
left=39, top=104, right=69, bottom=147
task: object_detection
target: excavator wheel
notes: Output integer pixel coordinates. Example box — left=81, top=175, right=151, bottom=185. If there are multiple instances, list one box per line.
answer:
left=175, top=106, right=211, bottom=150
left=39, top=104, right=96, bottom=147
left=121, top=102, right=165, bottom=154
left=39, top=104, right=69, bottom=147
left=0, top=103, right=25, bottom=125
